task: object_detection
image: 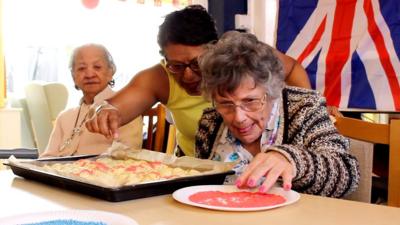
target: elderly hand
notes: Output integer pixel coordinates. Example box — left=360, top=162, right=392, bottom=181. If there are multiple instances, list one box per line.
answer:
left=235, top=151, right=294, bottom=193
left=85, top=101, right=122, bottom=139
left=327, top=106, right=343, bottom=117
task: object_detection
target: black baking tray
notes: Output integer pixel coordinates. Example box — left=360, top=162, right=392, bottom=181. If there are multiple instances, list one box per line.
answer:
left=6, top=155, right=235, bottom=202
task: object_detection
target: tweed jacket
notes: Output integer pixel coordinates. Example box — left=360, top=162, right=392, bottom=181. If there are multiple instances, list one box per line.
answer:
left=195, top=86, right=360, bottom=198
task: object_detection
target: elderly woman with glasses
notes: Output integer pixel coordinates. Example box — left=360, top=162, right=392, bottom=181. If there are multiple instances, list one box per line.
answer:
left=85, top=5, right=312, bottom=157
left=196, top=31, right=360, bottom=198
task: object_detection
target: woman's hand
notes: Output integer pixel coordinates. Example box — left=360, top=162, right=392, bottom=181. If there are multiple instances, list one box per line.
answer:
left=235, top=151, right=294, bottom=193
left=86, top=102, right=122, bottom=139
left=327, top=106, right=343, bottom=117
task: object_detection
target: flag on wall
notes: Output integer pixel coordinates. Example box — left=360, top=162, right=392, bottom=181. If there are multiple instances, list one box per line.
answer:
left=276, top=0, right=400, bottom=111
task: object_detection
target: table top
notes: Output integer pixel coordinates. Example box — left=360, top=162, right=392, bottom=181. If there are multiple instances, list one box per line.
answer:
left=1, top=170, right=400, bottom=225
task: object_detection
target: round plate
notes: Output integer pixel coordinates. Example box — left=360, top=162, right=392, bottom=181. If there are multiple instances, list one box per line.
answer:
left=173, top=185, right=300, bottom=211
left=0, top=210, right=139, bottom=225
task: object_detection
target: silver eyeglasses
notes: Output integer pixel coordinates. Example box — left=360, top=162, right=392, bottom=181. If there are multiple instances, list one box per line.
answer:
left=213, top=94, right=267, bottom=114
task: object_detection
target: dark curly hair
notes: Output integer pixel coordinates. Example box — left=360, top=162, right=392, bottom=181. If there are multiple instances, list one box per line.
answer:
left=157, top=5, right=218, bottom=56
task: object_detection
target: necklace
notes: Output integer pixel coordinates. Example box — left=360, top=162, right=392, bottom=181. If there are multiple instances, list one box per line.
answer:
left=59, top=103, right=91, bottom=153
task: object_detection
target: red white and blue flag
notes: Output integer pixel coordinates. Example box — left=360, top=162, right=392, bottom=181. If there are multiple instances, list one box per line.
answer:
left=277, top=0, right=400, bottom=111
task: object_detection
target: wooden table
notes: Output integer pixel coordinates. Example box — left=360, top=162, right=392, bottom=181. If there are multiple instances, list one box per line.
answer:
left=1, top=170, right=399, bottom=225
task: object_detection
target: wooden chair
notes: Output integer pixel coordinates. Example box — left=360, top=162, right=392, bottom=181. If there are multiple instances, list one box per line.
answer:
left=142, top=104, right=167, bottom=152
left=165, top=124, right=176, bottom=155
left=142, top=104, right=177, bottom=154
left=335, top=116, right=400, bottom=207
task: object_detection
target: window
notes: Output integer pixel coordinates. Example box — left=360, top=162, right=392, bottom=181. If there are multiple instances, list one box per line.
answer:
left=2, top=0, right=196, bottom=106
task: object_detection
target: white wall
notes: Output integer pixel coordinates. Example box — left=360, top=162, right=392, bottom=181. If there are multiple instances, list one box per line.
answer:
left=245, top=0, right=279, bottom=46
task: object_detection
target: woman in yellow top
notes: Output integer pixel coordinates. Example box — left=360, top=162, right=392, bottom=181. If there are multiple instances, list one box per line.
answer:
left=85, top=5, right=311, bottom=157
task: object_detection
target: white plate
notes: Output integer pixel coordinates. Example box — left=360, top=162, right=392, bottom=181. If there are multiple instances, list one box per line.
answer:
left=0, top=210, right=138, bottom=225
left=173, top=185, right=300, bottom=211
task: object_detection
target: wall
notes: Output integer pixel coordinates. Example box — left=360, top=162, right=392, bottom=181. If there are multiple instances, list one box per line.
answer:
left=208, top=0, right=247, bottom=36
left=208, top=0, right=278, bottom=46
left=0, top=0, right=5, bottom=108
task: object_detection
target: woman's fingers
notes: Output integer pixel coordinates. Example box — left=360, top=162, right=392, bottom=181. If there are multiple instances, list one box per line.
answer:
left=246, top=158, right=274, bottom=187
left=327, top=105, right=343, bottom=117
left=237, top=151, right=294, bottom=192
left=85, top=109, right=121, bottom=139
left=97, top=111, right=112, bottom=138
left=108, top=111, right=121, bottom=139
left=281, top=169, right=293, bottom=191
left=236, top=155, right=265, bottom=188
left=86, top=115, right=100, bottom=133
left=259, top=164, right=292, bottom=193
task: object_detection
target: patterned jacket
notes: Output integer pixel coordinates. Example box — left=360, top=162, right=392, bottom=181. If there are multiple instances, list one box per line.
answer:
left=195, top=86, right=360, bottom=198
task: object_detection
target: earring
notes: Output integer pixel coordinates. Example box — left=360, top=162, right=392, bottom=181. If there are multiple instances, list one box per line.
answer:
left=108, top=79, right=115, bottom=88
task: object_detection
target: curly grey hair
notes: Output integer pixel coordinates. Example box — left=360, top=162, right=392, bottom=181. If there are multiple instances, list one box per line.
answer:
left=198, top=31, right=285, bottom=101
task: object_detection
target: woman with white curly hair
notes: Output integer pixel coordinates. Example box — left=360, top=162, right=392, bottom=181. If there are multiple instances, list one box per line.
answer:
left=196, top=31, right=359, bottom=198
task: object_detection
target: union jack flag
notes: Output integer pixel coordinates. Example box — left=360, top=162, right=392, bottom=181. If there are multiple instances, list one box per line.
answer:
left=277, top=0, right=400, bottom=111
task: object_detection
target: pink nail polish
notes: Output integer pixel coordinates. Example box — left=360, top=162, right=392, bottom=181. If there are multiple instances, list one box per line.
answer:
left=284, top=184, right=291, bottom=191
left=259, top=186, right=266, bottom=193
left=235, top=179, right=242, bottom=187
left=247, top=179, right=255, bottom=187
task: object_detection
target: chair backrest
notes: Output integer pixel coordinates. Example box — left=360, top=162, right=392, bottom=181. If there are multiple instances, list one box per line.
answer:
left=24, top=82, right=68, bottom=153
left=165, top=124, right=177, bottom=155
left=9, top=96, right=36, bottom=148
left=335, top=116, right=400, bottom=207
left=345, top=138, right=374, bottom=203
left=142, top=104, right=167, bottom=152
left=335, top=116, right=389, bottom=144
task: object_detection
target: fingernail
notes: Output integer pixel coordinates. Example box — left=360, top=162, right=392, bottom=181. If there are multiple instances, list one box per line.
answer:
left=114, top=133, right=119, bottom=139
left=235, top=179, right=242, bottom=187
left=247, top=179, right=256, bottom=187
left=259, top=186, right=266, bottom=193
left=284, top=184, right=291, bottom=191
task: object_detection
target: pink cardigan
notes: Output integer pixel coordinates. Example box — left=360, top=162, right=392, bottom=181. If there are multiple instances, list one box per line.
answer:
left=40, top=87, right=142, bottom=157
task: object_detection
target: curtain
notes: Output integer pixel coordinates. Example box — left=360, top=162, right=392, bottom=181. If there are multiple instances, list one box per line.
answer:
left=4, top=0, right=187, bottom=107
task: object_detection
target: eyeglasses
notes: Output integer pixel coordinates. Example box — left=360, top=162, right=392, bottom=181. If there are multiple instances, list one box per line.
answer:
left=165, top=58, right=200, bottom=74
left=213, top=94, right=267, bottom=114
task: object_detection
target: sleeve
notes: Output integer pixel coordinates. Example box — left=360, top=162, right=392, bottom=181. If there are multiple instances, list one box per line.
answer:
left=267, top=91, right=360, bottom=198
left=39, top=114, right=64, bottom=158
left=195, top=108, right=223, bottom=159
left=119, top=115, right=143, bottom=150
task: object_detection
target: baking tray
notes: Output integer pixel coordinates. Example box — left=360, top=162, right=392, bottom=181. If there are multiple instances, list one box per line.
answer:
left=6, top=155, right=235, bottom=202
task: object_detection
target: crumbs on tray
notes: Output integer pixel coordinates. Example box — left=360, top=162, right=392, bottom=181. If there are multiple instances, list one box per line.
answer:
left=41, top=157, right=202, bottom=187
